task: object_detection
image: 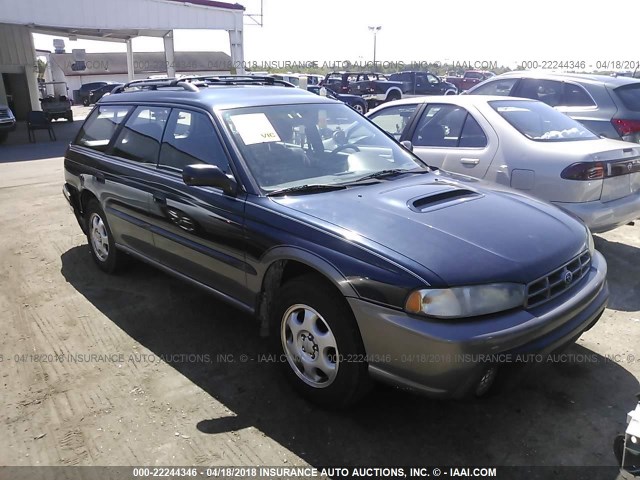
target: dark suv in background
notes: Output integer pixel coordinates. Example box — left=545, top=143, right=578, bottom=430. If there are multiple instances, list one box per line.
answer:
left=78, top=81, right=120, bottom=106
left=467, top=71, right=640, bottom=143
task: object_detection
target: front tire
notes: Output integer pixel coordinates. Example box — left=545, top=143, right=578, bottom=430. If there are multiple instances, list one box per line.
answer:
left=272, top=274, right=371, bottom=408
left=352, top=102, right=366, bottom=115
left=85, top=199, right=127, bottom=274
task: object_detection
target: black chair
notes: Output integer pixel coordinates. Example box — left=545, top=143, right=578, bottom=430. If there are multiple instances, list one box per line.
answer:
left=27, top=111, right=56, bottom=143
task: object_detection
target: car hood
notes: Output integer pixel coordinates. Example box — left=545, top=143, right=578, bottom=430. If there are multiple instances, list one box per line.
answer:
left=271, top=172, right=588, bottom=286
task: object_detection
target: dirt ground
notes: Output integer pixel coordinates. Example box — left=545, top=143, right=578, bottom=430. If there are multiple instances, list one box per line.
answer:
left=0, top=136, right=639, bottom=477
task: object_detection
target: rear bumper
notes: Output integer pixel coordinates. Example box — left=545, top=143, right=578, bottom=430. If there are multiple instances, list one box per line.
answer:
left=553, top=193, right=640, bottom=233
left=348, top=250, right=608, bottom=398
left=63, top=183, right=86, bottom=233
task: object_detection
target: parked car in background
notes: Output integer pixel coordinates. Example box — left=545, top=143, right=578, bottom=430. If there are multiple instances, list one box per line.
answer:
left=368, top=95, right=640, bottom=232
left=63, top=77, right=608, bottom=406
left=78, top=81, right=120, bottom=106
left=466, top=72, right=640, bottom=143
left=389, top=71, right=458, bottom=96
left=308, top=85, right=367, bottom=114
left=446, top=70, right=495, bottom=92
left=322, top=71, right=403, bottom=108
left=89, top=83, right=123, bottom=104
left=0, top=103, right=16, bottom=143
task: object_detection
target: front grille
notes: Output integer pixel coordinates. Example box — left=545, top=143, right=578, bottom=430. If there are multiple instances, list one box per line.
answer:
left=0, top=108, right=9, bottom=119
left=525, top=251, right=591, bottom=308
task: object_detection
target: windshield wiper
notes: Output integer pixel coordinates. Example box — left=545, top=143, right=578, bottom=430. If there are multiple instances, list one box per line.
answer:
left=351, top=167, right=432, bottom=183
left=266, top=184, right=347, bottom=197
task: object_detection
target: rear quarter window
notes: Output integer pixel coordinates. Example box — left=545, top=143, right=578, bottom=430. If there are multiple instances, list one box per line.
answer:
left=75, top=105, right=131, bottom=151
left=614, top=83, right=640, bottom=111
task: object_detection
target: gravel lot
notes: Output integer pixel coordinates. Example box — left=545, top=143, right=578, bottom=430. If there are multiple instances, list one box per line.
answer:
left=0, top=131, right=638, bottom=477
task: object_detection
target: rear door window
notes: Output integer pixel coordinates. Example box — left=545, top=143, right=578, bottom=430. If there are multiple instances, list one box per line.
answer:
left=515, top=79, right=563, bottom=106
left=159, top=109, right=231, bottom=173
left=614, top=83, right=640, bottom=111
left=111, top=106, right=170, bottom=164
left=470, top=78, right=518, bottom=96
left=368, top=104, right=419, bottom=140
left=412, top=104, right=467, bottom=147
left=75, top=105, right=131, bottom=151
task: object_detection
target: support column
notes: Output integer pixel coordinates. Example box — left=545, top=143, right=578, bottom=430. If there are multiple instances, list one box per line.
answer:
left=126, top=38, right=134, bottom=82
left=164, top=31, right=176, bottom=78
left=228, top=29, right=244, bottom=74
left=26, top=29, right=41, bottom=111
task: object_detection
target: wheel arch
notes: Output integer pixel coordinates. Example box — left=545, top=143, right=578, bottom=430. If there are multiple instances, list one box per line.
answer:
left=255, top=247, right=358, bottom=337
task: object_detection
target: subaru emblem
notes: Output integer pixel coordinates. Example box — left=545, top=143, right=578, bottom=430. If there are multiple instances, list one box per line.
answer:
left=563, top=269, right=573, bottom=285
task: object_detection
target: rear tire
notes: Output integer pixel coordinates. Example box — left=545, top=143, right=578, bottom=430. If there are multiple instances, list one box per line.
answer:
left=85, top=199, right=127, bottom=274
left=0, top=131, right=8, bottom=144
left=271, top=274, right=371, bottom=408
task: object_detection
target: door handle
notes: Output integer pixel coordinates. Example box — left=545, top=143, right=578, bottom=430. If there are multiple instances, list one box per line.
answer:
left=94, top=173, right=105, bottom=183
left=153, top=193, right=167, bottom=205
left=460, top=158, right=480, bottom=166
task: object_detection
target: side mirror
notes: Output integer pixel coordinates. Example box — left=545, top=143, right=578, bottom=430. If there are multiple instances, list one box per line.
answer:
left=400, top=140, right=413, bottom=152
left=182, top=164, right=237, bottom=195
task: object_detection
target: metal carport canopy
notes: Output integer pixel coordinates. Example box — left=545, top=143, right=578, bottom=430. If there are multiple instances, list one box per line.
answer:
left=0, top=0, right=246, bottom=75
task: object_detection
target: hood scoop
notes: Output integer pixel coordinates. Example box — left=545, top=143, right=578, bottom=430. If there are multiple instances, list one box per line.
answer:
left=409, top=187, right=482, bottom=213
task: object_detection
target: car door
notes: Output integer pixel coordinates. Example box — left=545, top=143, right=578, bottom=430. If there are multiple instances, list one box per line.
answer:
left=70, top=104, right=158, bottom=258
left=146, top=107, right=251, bottom=305
left=408, top=103, right=498, bottom=177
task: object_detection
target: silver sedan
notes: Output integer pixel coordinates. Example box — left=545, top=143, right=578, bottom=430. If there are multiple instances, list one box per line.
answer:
left=367, top=95, right=640, bottom=233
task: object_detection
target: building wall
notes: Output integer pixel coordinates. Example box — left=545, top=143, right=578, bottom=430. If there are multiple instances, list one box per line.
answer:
left=0, top=23, right=40, bottom=117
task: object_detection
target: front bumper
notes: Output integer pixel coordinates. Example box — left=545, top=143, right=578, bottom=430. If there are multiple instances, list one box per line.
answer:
left=0, top=120, right=16, bottom=132
left=348, top=250, right=609, bottom=398
left=553, top=193, right=640, bottom=233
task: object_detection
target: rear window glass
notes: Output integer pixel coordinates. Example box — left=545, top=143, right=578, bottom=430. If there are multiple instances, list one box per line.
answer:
left=490, top=100, right=598, bottom=142
left=614, top=83, right=640, bottom=111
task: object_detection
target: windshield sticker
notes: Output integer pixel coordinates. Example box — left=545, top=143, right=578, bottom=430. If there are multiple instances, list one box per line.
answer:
left=229, top=113, right=281, bottom=145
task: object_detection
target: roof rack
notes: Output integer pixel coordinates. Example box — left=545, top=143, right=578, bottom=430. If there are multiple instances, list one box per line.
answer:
left=110, top=75, right=295, bottom=95
left=111, top=78, right=198, bottom=94
left=181, top=75, right=296, bottom=88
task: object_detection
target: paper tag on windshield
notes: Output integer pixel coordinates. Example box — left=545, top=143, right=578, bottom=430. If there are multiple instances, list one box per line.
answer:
left=230, top=113, right=281, bottom=145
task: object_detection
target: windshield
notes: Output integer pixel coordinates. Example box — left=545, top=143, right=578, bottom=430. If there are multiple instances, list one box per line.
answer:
left=220, top=103, right=426, bottom=192
left=614, top=83, right=640, bottom=111
left=489, top=100, right=598, bottom=141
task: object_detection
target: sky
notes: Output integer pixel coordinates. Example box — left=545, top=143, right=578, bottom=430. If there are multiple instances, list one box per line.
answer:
left=32, top=0, right=640, bottom=71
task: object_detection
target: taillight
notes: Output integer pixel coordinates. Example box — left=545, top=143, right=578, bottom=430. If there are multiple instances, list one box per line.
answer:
left=561, top=162, right=605, bottom=180
left=611, top=119, right=640, bottom=142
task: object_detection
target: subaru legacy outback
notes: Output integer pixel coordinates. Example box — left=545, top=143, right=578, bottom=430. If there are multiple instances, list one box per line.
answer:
left=63, top=76, right=609, bottom=407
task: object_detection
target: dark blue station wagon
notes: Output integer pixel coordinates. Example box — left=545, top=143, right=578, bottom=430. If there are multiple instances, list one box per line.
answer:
left=63, top=77, right=609, bottom=407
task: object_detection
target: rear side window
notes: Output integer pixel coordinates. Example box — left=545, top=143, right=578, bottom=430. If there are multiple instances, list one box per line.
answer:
left=470, top=78, right=517, bottom=96
left=75, top=105, right=131, bottom=151
left=515, top=79, right=563, bottom=106
left=112, top=106, right=170, bottom=164
left=563, top=83, right=596, bottom=107
left=412, top=104, right=467, bottom=147
left=368, top=104, right=419, bottom=140
left=159, top=110, right=230, bottom=173
left=614, top=83, right=640, bottom=111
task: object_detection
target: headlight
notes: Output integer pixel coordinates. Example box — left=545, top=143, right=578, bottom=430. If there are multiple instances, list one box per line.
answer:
left=586, top=226, right=595, bottom=256
left=405, top=283, right=525, bottom=319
